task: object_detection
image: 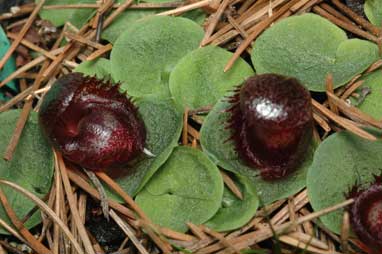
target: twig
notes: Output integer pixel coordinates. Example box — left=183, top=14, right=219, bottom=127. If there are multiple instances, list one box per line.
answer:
left=326, top=74, right=339, bottom=115
left=83, top=168, right=109, bottom=220
left=109, top=210, right=150, bottom=254
left=182, top=108, right=189, bottom=145
left=331, top=0, right=380, bottom=36
left=312, top=99, right=377, bottom=141
left=0, top=186, right=52, bottom=254
left=220, top=170, right=243, bottom=200
left=201, top=0, right=232, bottom=46
left=340, top=211, right=350, bottom=254
left=0, top=0, right=45, bottom=71
left=66, top=168, right=135, bottom=218
left=0, top=179, right=84, bottom=254
left=86, top=44, right=113, bottom=61
left=56, top=152, right=96, bottom=254
left=157, top=0, right=212, bottom=16
left=313, top=6, right=379, bottom=43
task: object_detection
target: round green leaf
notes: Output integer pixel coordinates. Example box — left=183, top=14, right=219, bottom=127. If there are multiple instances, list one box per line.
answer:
left=307, top=130, right=382, bottom=234
left=200, top=97, right=315, bottom=205
left=365, top=0, right=382, bottom=27
left=351, top=70, right=382, bottom=119
left=169, top=45, right=254, bottom=110
left=37, top=0, right=95, bottom=28
left=205, top=173, right=259, bottom=232
left=102, top=9, right=158, bottom=44
left=0, top=110, right=54, bottom=234
left=252, top=13, right=379, bottom=92
left=74, top=58, right=112, bottom=80
left=135, top=146, right=224, bottom=232
left=103, top=1, right=205, bottom=43
left=110, top=16, right=204, bottom=98
left=107, top=97, right=183, bottom=198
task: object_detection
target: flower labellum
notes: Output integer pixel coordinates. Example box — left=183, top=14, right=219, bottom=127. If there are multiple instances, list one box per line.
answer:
left=38, top=73, right=146, bottom=171
left=227, top=74, right=313, bottom=180
left=346, top=175, right=382, bottom=252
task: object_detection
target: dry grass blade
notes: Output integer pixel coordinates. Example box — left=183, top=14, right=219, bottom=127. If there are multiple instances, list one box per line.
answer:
left=160, top=227, right=195, bottom=242
left=326, top=74, right=339, bottom=115
left=95, top=172, right=173, bottom=253
left=340, top=211, right=350, bottom=254
left=312, top=99, right=377, bottom=141
left=313, top=6, right=379, bottom=43
left=278, top=235, right=340, bottom=254
left=56, top=152, right=96, bottom=254
left=331, top=0, right=380, bottom=36
left=157, top=0, right=213, bottom=16
left=201, top=0, right=232, bottom=46
left=0, top=180, right=84, bottom=254
left=183, top=108, right=189, bottom=145
left=220, top=170, right=243, bottom=200
left=201, top=225, right=240, bottom=254
left=109, top=210, right=150, bottom=254
left=0, top=0, right=45, bottom=70
left=288, top=231, right=329, bottom=250
left=340, top=80, right=364, bottom=100
left=66, top=168, right=135, bottom=218
left=199, top=198, right=354, bottom=254
left=326, top=92, right=382, bottom=129
left=86, top=43, right=113, bottom=61
left=0, top=218, right=25, bottom=243
left=187, top=222, right=209, bottom=240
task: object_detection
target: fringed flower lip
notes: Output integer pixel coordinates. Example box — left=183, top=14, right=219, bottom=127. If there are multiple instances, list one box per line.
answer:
left=226, top=74, right=313, bottom=181
left=38, top=73, right=148, bottom=171
left=346, top=174, right=382, bottom=252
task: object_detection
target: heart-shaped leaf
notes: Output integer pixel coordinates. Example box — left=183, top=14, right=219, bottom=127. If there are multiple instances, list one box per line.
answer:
left=107, top=97, right=183, bottom=198
left=350, top=70, right=382, bottom=119
left=102, top=1, right=206, bottom=43
left=36, top=0, right=95, bottom=28
left=0, top=25, right=17, bottom=100
left=200, top=97, right=315, bottom=205
left=0, top=110, right=54, bottom=234
left=251, top=14, right=379, bottom=92
left=74, top=58, right=112, bottom=80
left=110, top=16, right=204, bottom=98
left=135, top=146, right=224, bottom=232
left=365, top=0, right=382, bottom=27
left=169, top=45, right=254, bottom=110
left=307, top=130, right=382, bottom=234
left=205, top=173, right=259, bottom=232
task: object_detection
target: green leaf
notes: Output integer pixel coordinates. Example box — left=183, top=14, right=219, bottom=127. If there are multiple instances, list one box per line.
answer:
left=110, top=16, right=204, bottom=98
left=307, top=130, right=382, bottom=234
left=108, top=97, right=183, bottom=198
left=252, top=13, right=379, bottom=92
left=200, top=97, right=315, bottom=205
left=351, top=70, right=382, bottom=119
left=0, top=25, right=17, bottom=100
left=365, top=0, right=382, bottom=27
left=102, top=9, right=158, bottom=44
left=135, top=146, right=224, bottom=232
left=37, top=0, right=96, bottom=28
left=182, top=9, right=206, bottom=25
left=205, top=173, right=259, bottom=232
left=169, top=45, right=254, bottom=110
left=74, top=58, right=112, bottom=80
left=0, top=110, right=54, bottom=234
